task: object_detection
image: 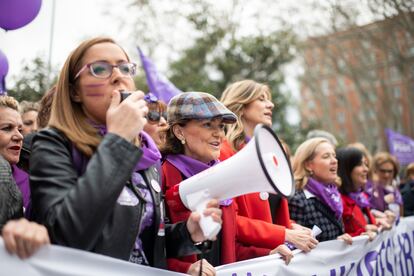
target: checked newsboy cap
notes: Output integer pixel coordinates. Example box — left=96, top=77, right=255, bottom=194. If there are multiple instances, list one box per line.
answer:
left=167, top=92, right=237, bottom=124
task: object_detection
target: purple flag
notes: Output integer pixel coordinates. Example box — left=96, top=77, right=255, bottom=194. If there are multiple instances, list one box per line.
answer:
left=385, top=128, right=414, bottom=165
left=137, top=47, right=182, bottom=104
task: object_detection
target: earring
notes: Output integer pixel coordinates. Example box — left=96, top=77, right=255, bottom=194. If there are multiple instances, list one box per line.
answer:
left=181, top=139, right=186, bottom=145
left=309, top=170, right=314, bottom=176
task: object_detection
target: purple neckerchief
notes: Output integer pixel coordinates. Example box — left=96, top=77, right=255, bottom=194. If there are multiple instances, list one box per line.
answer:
left=135, top=131, right=161, bottom=171
left=11, top=165, right=30, bottom=213
left=245, top=136, right=251, bottom=143
left=306, top=177, right=343, bottom=219
left=349, top=189, right=370, bottom=209
left=166, top=154, right=232, bottom=206
left=89, top=122, right=161, bottom=171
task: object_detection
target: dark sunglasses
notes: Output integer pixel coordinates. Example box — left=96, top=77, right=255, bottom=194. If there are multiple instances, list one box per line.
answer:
left=147, top=110, right=167, bottom=124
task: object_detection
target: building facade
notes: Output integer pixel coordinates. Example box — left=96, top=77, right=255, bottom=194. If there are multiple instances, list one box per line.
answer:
left=299, top=14, right=414, bottom=152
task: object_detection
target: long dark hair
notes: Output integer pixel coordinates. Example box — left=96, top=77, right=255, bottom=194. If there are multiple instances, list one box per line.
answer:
left=337, top=147, right=365, bottom=194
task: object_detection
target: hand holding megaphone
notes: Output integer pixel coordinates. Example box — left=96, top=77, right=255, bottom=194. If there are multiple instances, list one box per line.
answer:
left=178, top=124, right=295, bottom=239
left=186, top=199, right=222, bottom=242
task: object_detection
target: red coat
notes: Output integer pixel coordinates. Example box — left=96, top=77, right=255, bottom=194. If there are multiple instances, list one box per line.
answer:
left=341, top=194, right=376, bottom=237
left=219, top=140, right=291, bottom=249
left=162, top=160, right=268, bottom=273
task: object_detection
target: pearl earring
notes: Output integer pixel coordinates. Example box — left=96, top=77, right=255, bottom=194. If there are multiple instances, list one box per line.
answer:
left=181, top=139, right=186, bottom=145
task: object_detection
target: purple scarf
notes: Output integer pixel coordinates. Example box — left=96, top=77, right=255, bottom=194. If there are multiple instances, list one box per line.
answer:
left=11, top=165, right=30, bottom=212
left=166, top=154, right=232, bottom=206
left=91, top=123, right=161, bottom=171
left=306, top=177, right=343, bottom=219
left=349, top=189, right=370, bottom=209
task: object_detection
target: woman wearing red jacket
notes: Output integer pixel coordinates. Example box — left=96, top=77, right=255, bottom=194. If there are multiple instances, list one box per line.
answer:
left=337, top=147, right=383, bottom=239
left=161, top=92, right=292, bottom=276
left=220, top=80, right=318, bottom=252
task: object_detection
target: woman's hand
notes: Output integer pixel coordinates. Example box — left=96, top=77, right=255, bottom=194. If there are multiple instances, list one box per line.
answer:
left=107, top=90, right=148, bottom=142
left=384, top=210, right=396, bottom=225
left=187, top=259, right=216, bottom=276
left=337, top=233, right=353, bottom=245
left=2, top=218, right=50, bottom=259
left=285, top=227, right=318, bottom=252
left=270, top=244, right=294, bottom=265
left=384, top=193, right=395, bottom=204
left=186, top=199, right=222, bottom=243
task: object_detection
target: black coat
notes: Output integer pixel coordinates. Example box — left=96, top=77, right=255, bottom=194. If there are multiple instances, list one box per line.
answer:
left=289, top=190, right=344, bottom=242
left=401, top=180, right=414, bottom=217
left=30, top=128, right=198, bottom=268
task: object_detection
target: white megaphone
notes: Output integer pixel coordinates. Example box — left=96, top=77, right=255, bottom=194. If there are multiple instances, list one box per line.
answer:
left=178, top=124, right=295, bottom=240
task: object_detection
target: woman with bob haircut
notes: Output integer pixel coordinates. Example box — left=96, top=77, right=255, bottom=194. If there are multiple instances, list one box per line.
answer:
left=289, top=137, right=353, bottom=243
left=220, top=80, right=317, bottom=254
left=336, top=147, right=381, bottom=239
left=29, top=37, right=221, bottom=270
left=369, top=152, right=403, bottom=215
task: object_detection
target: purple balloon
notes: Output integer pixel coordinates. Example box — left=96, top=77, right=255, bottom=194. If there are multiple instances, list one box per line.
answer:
left=0, top=0, right=42, bottom=31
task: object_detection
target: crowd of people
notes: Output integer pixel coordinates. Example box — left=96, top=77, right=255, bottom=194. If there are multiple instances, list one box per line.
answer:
left=1, top=36, right=413, bottom=275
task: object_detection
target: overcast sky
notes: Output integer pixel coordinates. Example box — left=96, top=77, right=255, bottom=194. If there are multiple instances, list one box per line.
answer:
left=1, top=0, right=128, bottom=79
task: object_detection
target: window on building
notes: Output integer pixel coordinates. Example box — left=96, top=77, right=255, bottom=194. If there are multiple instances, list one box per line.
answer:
left=308, top=100, right=316, bottom=110
left=367, top=90, right=377, bottom=102
left=408, top=46, right=414, bottom=57
left=337, top=77, right=346, bottom=92
left=337, top=112, right=345, bottom=124
left=389, top=66, right=400, bottom=82
left=321, top=80, right=330, bottom=96
left=392, top=86, right=401, bottom=98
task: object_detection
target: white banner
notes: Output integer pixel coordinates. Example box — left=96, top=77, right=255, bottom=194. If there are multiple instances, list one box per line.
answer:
left=1, top=217, right=414, bottom=276
left=216, top=216, right=414, bottom=276
left=0, top=238, right=185, bottom=276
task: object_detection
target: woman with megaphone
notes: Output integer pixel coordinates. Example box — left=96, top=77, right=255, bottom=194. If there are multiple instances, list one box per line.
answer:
left=220, top=80, right=318, bottom=254
left=161, top=92, right=293, bottom=276
left=29, top=37, right=221, bottom=271
left=289, top=137, right=353, bottom=243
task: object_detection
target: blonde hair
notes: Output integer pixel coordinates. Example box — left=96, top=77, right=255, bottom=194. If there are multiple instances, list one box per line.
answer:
left=19, top=101, right=39, bottom=115
left=48, top=37, right=133, bottom=157
left=0, top=96, right=19, bottom=111
left=220, top=80, right=271, bottom=152
left=293, top=137, right=340, bottom=190
left=373, top=152, right=399, bottom=178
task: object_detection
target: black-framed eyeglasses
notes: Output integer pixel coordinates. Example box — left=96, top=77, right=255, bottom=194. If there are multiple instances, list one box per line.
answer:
left=74, top=61, right=137, bottom=80
left=147, top=110, right=167, bottom=124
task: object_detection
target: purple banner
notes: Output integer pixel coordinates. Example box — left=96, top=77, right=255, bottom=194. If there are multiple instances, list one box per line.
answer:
left=137, top=47, right=182, bottom=104
left=385, top=128, right=414, bottom=165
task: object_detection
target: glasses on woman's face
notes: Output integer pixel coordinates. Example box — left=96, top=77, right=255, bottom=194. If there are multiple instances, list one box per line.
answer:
left=74, top=61, right=137, bottom=80
left=378, top=168, right=394, bottom=175
left=147, top=110, right=167, bottom=124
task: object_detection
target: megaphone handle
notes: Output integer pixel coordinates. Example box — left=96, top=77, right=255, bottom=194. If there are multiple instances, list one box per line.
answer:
left=197, top=206, right=222, bottom=240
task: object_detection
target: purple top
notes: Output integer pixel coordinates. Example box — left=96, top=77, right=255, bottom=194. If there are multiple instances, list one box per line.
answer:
left=11, top=165, right=30, bottom=213
left=166, top=154, right=232, bottom=206
left=306, top=177, right=343, bottom=219
left=366, top=181, right=403, bottom=211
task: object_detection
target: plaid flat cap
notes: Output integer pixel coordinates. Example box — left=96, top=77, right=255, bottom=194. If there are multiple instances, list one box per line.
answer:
left=168, top=92, right=237, bottom=124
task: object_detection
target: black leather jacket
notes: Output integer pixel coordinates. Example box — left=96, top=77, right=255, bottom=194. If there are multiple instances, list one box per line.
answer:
left=30, top=128, right=198, bottom=268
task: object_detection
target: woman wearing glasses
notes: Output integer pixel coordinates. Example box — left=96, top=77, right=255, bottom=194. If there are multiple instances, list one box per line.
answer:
left=29, top=37, right=221, bottom=269
left=368, top=152, right=403, bottom=216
